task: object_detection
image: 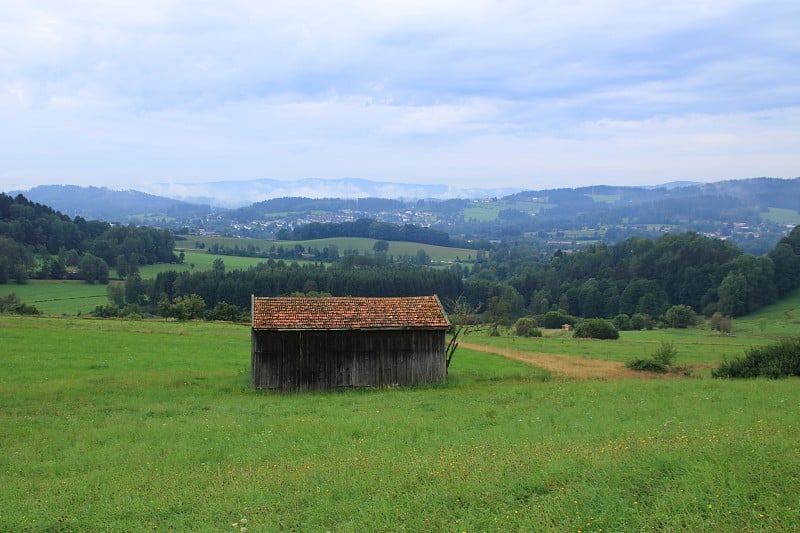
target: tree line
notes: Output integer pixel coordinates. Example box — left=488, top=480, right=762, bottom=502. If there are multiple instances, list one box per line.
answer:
left=277, top=218, right=453, bottom=247
left=0, top=193, right=178, bottom=284
left=106, top=255, right=463, bottom=318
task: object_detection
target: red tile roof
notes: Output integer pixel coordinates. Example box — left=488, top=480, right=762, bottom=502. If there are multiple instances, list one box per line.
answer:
left=252, top=295, right=449, bottom=330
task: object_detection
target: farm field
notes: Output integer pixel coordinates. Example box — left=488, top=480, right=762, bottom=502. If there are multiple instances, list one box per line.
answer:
left=0, top=253, right=266, bottom=315
left=137, top=250, right=269, bottom=279
left=462, top=199, right=554, bottom=222
left=0, top=280, right=112, bottom=315
left=2, top=314, right=799, bottom=531
left=0, top=254, right=271, bottom=316
left=181, top=236, right=476, bottom=263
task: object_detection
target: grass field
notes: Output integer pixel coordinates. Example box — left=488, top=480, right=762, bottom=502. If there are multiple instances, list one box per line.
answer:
left=137, top=250, right=270, bottom=279
left=0, top=280, right=112, bottom=315
left=463, top=290, right=800, bottom=376
left=763, top=207, right=800, bottom=225
left=2, top=310, right=799, bottom=531
left=587, top=193, right=620, bottom=204
left=180, top=236, right=475, bottom=263
left=462, top=200, right=553, bottom=222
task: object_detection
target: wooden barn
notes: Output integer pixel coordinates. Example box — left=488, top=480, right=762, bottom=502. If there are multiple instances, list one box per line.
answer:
left=251, top=295, right=450, bottom=391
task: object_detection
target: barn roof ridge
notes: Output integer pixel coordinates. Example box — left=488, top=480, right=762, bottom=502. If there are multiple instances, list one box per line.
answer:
left=251, top=294, right=450, bottom=331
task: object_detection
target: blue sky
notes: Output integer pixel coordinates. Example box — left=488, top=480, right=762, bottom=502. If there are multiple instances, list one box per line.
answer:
left=1, top=0, right=798, bottom=195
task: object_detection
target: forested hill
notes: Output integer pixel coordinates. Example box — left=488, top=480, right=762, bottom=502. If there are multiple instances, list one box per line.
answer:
left=0, top=193, right=177, bottom=284
left=15, top=185, right=211, bottom=223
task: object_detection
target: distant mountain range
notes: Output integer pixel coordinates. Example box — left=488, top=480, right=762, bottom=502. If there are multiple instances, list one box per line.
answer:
left=9, top=177, right=527, bottom=218
left=139, top=177, right=527, bottom=208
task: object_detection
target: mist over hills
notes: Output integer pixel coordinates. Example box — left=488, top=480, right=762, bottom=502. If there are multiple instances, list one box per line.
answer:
left=10, top=178, right=524, bottom=220
left=140, top=177, right=526, bottom=208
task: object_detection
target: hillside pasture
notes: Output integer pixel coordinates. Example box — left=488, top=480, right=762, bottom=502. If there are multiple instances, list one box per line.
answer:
left=1, top=316, right=798, bottom=531
left=734, top=288, right=800, bottom=336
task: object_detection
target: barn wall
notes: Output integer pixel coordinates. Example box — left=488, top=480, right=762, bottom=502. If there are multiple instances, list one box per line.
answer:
left=251, top=329, right=446, bottom=391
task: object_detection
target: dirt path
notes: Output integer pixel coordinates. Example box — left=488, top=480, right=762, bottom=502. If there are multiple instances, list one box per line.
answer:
left=459, top=341, right=664, bottom=380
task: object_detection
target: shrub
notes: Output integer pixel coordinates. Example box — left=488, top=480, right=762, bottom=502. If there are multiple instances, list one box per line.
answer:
left=612, top=313, right=632, bottom=331
left=573, top=319, right=619, bottom=340
left=627, top=342, right=679, bottom=373
left=0, top=293, right=40, bottom=315
left=121, top=303, right=143, bottom=319
left=542, top=310, right=575, bottom=329
left=709, top=312, right=732, bottom=334
left=627, top=358, right=668, bottom=372
left=713, top=337, right=800, bottom=378
left=207, top=301, right=246, bottom=322
left=630, top=313, right=654, bottom=330
left=664, top=305, right=697, bottom=328
left=653, top=341, right=678, bottom=366
left=514, top=317, right=542, bottom=337
left=159, top=294, right=206, bottom=320
left=92, top=304, right=119, bottom=318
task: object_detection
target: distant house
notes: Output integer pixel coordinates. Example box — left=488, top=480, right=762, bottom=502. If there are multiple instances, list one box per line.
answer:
left=251, top=295, right=450, bottom=391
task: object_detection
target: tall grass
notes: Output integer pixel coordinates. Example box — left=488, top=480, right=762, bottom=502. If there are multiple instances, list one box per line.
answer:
left=1, top=316, right=798, bottom=531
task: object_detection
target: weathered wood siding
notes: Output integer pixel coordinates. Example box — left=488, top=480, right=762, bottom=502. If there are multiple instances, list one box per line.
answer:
left=251, top=329, right=446, bottom=391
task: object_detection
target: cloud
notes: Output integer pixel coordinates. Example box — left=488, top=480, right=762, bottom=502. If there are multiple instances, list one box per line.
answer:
left=1, top=0, right=798, bottom=192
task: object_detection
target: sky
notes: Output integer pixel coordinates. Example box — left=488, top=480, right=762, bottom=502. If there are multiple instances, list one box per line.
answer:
left=1, top=0, right=799, bottom=196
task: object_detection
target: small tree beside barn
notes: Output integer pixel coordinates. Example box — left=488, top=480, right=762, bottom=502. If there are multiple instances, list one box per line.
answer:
left=251, top=295, right=450, bottom=391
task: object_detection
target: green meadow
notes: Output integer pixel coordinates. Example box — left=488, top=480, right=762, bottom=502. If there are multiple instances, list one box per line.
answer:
left=462, top=199, right=554, bottom=222
left=138, top=250, right=269, bottom=279
left=762, top=207, right=800, bottom=225
left=0, top=280, right=112, bottom=315
left=2, top=298, right=800, bottom=530
left=181, top=236, right=475, bottom=263
left=463, top=290, right=800, bottom=376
